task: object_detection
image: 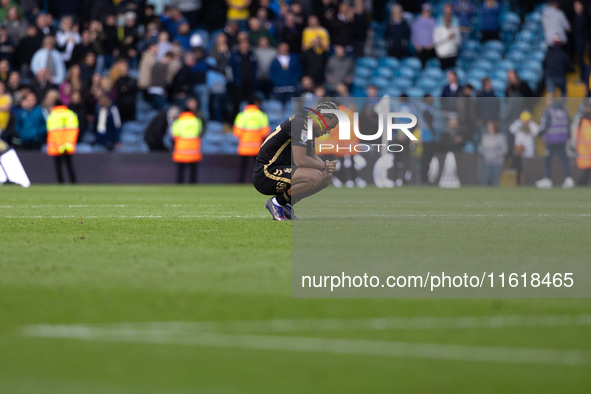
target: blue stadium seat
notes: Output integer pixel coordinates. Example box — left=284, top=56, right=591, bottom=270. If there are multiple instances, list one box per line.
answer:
left=491, top=78, right=507, bottom=93
left=397, top=67, right=416, bottom=81
left=378, top=56, right=400, bottom=69
left=261, top=100, right=283, bottom=114
left=516, top=30, right=535, bottom=43
left=374, top=66, right=395, bottom=79
left=463, top=40, right=481, bottom=53
left=355, top=66, right=372, bottom=79
left=357, top=56, right=378, bottom=69
left=492, top=69, right=508, bottom=81
left=372, top=76, right=390, bottom=92
left=467, top=78, right=482, bottom=91
left=401, top=57, right=422, bottom=71
left=498, top=59, right=516, bottom=72
left=530, top=50, right=546, bottom=63
left=520, top=60, right=543, bottom=76
left=392, top=78, right=413, bottom=93
left=483, top=51, right=503, bottom=62
left=385, top=87, right=402, bottom=98
left=512, top=41, right=531, bottom=54
left=417, top=78, right=439, bottom=92
left=468, top=69, right=488, bottom=82
left=422, top=67, right=444, bottom=80
left=406, top=87, right=425, bottom=97
left=507, top=51, right=526, bottom=65
left=425, top=58, right=441, bottom=69
left=205, top=121, right=224, bottom=135
left=502, top=11, right=520, bottom=26
left=520, top=69, right=540, bottom=91
left=470, top=59, right=493, bottom=73
left=483, top=40, right=504, bottom=54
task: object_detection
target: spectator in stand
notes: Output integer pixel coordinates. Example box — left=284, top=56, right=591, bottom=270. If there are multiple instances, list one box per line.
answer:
left=227, top=0, right=252, bottom=27
left=190, top=47, right=211, bottom=120
left=433, top=12, right=461, bottom=70
left=411, top=3, right=436, bottom=66
left=269, top=42, right=301, bottom=104
left=418, top=94, right=440, bottom=184
left=3, top=5, right=28, bottom=44
left=302, top=14, right=330, bottom=52
left=170, top=52, right=198, bottom=108
left=120, top=12, right=140, bottom=69
left=441, top=114, right=464, bottom=152
left=454, top=0, right=474, bottom=43
left=138, top=42, right=158, bottom=98
left=325, top=44, right=353, bottom=95
left=12, top=25, right=38, bottom=74
left=437, top=3, right=459, bottom=27
left=536, top=95, right=574, bottom=188
left=229, top=37, right=258, bottom=118
left=145, top=105, right=180, bottom=151
left=385, top=4, right=411, bottom=59
left=56, top=16, right=81, bottom=66
left=70, top=30, right=93, bottom=67
left=254, top=36, right=277, bottom=99
left=352, top=0, right=370, bottom=57
left=542, top=1, right=570, bottom=48
left=506, top=70, right=533, bottom=97
left=457, top=84, right=476, bottom=145
left=69, top=90, right=87, bottom=139
left=441, top=70, right=461, bottom=99
left=34, top=13, right=55, bottom=41
left=0, top=59, right=8, bottom=83
left=300, top=37, right=328, bottom=86
left=6, top=70, right=19, bottom=96
left=479, top=119, right=507, bottom=186
left=209, top=32, right=231, bottom=73
left=80, top=51, right=97, bottom=86
left=324, top=2, right=354, bottom=51
left=476, top=77, right=500, bottom=125
left=156, top=31, right=172, bottom=61
left=280, top=12, right=303, bottom=54
left=59, top=64, right=85, bottom=105
left=149, top=51, right=173, bottom=110
left=573, top=1, right=588, bottom=83
left=248, top=17, right=277, bottom=48
left=114, top=60, right=138, bottom=123
left=509, top=111, right=539, bottom=184
left=14, top=91, right=46, bottom=149
left=544, top=42, right=573, bottom=98
left=206, top=63, right=228, bottom=123
left=98, top=13, right=120, bottom=73
left=175, top=0, right=202, bottom=29
left=31, top=68, right=57, bottom=102
left=31, top=36, right=66, bottom=84
left=0, top=81, right=11, bottom=134
left=480, top=0, right=500, bottom=42
left=94, top=93, right=121, bottom=151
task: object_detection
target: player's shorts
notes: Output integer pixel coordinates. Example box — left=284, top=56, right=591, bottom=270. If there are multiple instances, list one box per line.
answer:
left=252, top=164, right=292, bottom=196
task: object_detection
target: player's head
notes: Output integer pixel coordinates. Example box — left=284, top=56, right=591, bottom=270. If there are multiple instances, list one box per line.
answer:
left=311, top=101, right=339, bottom=137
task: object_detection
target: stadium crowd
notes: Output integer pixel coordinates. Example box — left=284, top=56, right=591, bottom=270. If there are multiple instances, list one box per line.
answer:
left=0, top=0, right=589, bottom=186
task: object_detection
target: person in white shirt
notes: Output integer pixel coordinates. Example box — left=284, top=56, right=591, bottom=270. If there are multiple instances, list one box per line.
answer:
left=542, top=1, right=571, bottom=47
left=509, top=111, right=540, bottom=184
left=433, top=13, right=461, bottom=70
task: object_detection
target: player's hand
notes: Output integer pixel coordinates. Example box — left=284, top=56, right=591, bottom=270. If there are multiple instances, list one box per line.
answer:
left=325, top=160, right=337, bottom=174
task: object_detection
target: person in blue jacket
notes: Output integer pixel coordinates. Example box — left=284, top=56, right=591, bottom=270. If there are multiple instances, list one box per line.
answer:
left=269, top=42, right=301, bottom=105
left=15, top=91, right=46, bottom=150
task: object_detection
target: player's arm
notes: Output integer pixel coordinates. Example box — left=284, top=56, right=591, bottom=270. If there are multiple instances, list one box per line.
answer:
left=293, top=145, right=326, bottom=170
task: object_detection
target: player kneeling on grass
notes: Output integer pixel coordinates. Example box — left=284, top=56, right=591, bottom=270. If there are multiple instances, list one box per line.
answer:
left=252, top=102, right=339, bottom=221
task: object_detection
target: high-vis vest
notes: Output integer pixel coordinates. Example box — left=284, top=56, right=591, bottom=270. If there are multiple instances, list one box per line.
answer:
left=576, top=118, right=591, bottom=169
left=46, top=105, right=79, bottom=156
left=172, top=112, right=202, bottom=163
left=316, top=104, right=359, bottom=157
left=233, top=105, right=270, bottom=156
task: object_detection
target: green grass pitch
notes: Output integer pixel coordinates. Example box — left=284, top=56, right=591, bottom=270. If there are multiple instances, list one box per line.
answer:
left=0, top=185, right=590, bottom=393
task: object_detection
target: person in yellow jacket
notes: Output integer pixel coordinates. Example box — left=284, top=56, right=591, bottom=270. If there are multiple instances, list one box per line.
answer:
left=172, top=110, right=202, bottom=184
left=575, top=100, right=591, bottom=186
left=233, top=98, right=270, bottom=183
left=46, top=101, right=79, bottom=183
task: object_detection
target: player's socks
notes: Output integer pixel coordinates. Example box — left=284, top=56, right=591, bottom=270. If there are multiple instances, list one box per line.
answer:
left=275, top=191, right=290, bottom=206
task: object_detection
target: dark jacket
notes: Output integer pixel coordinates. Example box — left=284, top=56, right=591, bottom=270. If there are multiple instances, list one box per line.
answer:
left=144, top=110, right=169, bottom=151
left=544, top=46, right=573, bottom=79
left=300, top=48, right=328, bottom=84
left=269, top=55, right=301, bottom=89
left=385, top=19, right=411, bottom=57
left=229, top=50, right=258, bottom=88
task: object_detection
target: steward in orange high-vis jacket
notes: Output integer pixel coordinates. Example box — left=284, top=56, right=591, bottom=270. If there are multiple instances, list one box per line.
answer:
left=172, top=111, right=202, bottom=183
left=46, top=102, right=79, bottom=183
left=233, top=98, right=270, bottom=183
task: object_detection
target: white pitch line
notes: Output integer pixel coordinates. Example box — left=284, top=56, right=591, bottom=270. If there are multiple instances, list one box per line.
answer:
left=22, top=325, right=591, bottom=367
left=93, top=314, right=591, bottom=334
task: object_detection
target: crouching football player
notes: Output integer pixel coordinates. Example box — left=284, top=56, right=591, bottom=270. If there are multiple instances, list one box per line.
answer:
left=252, top=102, right=339, bottom=220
